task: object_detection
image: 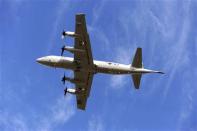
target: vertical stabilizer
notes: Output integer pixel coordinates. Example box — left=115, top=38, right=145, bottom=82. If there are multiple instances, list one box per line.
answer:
left=132, top=47, right=143, bottom=68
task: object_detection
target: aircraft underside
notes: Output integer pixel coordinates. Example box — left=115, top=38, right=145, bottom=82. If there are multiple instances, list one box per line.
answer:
left=36, top=13, right=164, bottom=110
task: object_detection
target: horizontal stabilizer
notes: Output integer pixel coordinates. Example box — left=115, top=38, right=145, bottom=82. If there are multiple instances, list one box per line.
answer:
left=132, top=74, right=142, bottom=89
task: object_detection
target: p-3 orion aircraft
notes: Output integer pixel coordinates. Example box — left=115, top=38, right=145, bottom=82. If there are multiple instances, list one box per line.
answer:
left=36, top=13, right=164, bottom=110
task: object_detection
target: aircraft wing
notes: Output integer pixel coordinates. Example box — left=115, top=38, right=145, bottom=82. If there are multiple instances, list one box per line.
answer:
left=74, top=71, right=93, bottom=110
left=74, top=14, right=94, bottom=110
left=74, top=13, right=93, bottom=67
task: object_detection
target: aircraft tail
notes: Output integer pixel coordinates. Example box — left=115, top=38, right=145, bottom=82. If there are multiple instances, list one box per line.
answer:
left=130, top=47, right=164, bottom=89
left=131, top=47, right=143, bottom=89
left=132, top=47, right=143, bottom=68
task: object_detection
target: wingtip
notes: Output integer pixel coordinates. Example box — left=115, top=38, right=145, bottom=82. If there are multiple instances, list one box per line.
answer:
left=137, top=47, right=142, bottom=50
left=158, top=71, right=165, bottom=74
left=76, top=13, right=85, bottom=16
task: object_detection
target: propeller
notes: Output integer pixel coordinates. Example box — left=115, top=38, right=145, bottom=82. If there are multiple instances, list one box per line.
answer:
left=61, top=73, right=66, bottom=85
left=61, top=45, right=65, bottom=56
left=64, top=87, right=67, bottom=96
left=61, top=30, right=66, bottom=39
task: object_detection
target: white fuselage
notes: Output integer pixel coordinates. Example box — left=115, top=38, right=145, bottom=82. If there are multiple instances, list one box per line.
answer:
left=36, top=55, right=159, bottom=75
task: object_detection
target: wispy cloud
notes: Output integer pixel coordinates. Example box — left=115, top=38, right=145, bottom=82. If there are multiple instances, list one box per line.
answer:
left=0, top=111, right=28, bottom=131
left=90, top=0, right=105, bottom=27
left=46, top=1, right=70, bottom=54
left=149, top=2, right=197, bottom=130
left=88, top=115, right=104, bottom=131
left=0, top=36, right=2, bottom=93
left=110, top=75, right=128, bottom=89
left=109, top=46, right=133, bottom=89
left=177, top=71, right=196, bottom=131
left=162, top=2, right=191, bottom=99
left=88, top=26, right=111, bottom=53
left=4, top=0, right=24, bottom=23
left=107, top=15, right=137, bottom=89
left=0, top=95, right=75, bottom=131
left=38, top=95, right=75, bottom=131
left=112, top=46, right=133, bottom=64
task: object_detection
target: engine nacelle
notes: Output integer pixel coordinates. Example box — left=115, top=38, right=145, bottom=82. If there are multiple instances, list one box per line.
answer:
left=65, top=88, right=86, bottom=95
left=67, top=88, right=76, bottom=94
left=62, top=31, right=80, bottom=38
left=63, top=46, right=85, bottom=54
left=62, top=76, right=85, bottom=85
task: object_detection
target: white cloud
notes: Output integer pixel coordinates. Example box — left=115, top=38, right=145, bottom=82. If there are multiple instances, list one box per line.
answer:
left=5, top=0, right=24, bottom=23
left=52, top=96, right=75, bottom=123
left=110, top=75, right=128, bottom=89
left=46, top=1, right=70, bottom=54
left=88, top=115, right=104, bottom=131
left=38, top=95, right=75, bottom=131
left=177, top=72, right=195, bottom=130
left=113, top=47, right=133, bottom=64
left=109, top=44, right=135, bottom=89
left=0, top=95, right=75, bottom=131
left=91, top=0, right=105, bottom=27
left=0, top=36, right=2, bottom=97
left=162, top=3, right=191, bottom=99
left=0, top=112, right=28, bottom=131
left=88, top=26, right=111, bottom=53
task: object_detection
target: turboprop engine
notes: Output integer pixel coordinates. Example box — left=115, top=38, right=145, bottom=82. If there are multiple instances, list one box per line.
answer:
left=61, top=30, right=80, bottom=39
left=61, top=45, right=85, bottom=56
left=61, top=74, right=85, bottom=86
left=64, top=88, right=85, bottom=96
left=64, top=88, right=76, bottom=96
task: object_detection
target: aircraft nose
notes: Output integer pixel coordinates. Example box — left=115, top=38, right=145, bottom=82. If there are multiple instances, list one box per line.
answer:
left=36, top=57, right=45, bottom=64
left=36, top=56, right=57, bottom=67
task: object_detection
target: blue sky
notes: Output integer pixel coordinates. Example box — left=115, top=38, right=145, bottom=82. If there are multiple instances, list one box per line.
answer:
left=0, top=0, right=197, bottom=131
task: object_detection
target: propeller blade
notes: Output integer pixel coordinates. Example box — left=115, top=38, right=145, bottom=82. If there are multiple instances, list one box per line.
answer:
left=61, top=30, right=66, bottom=39
left=61, top=45, right=65, bottom=56
left=64, top=88, right=67, bottom=96
left=61, top=73, right=66, bottom=85
left=61, top=35, right=65, bottom=39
